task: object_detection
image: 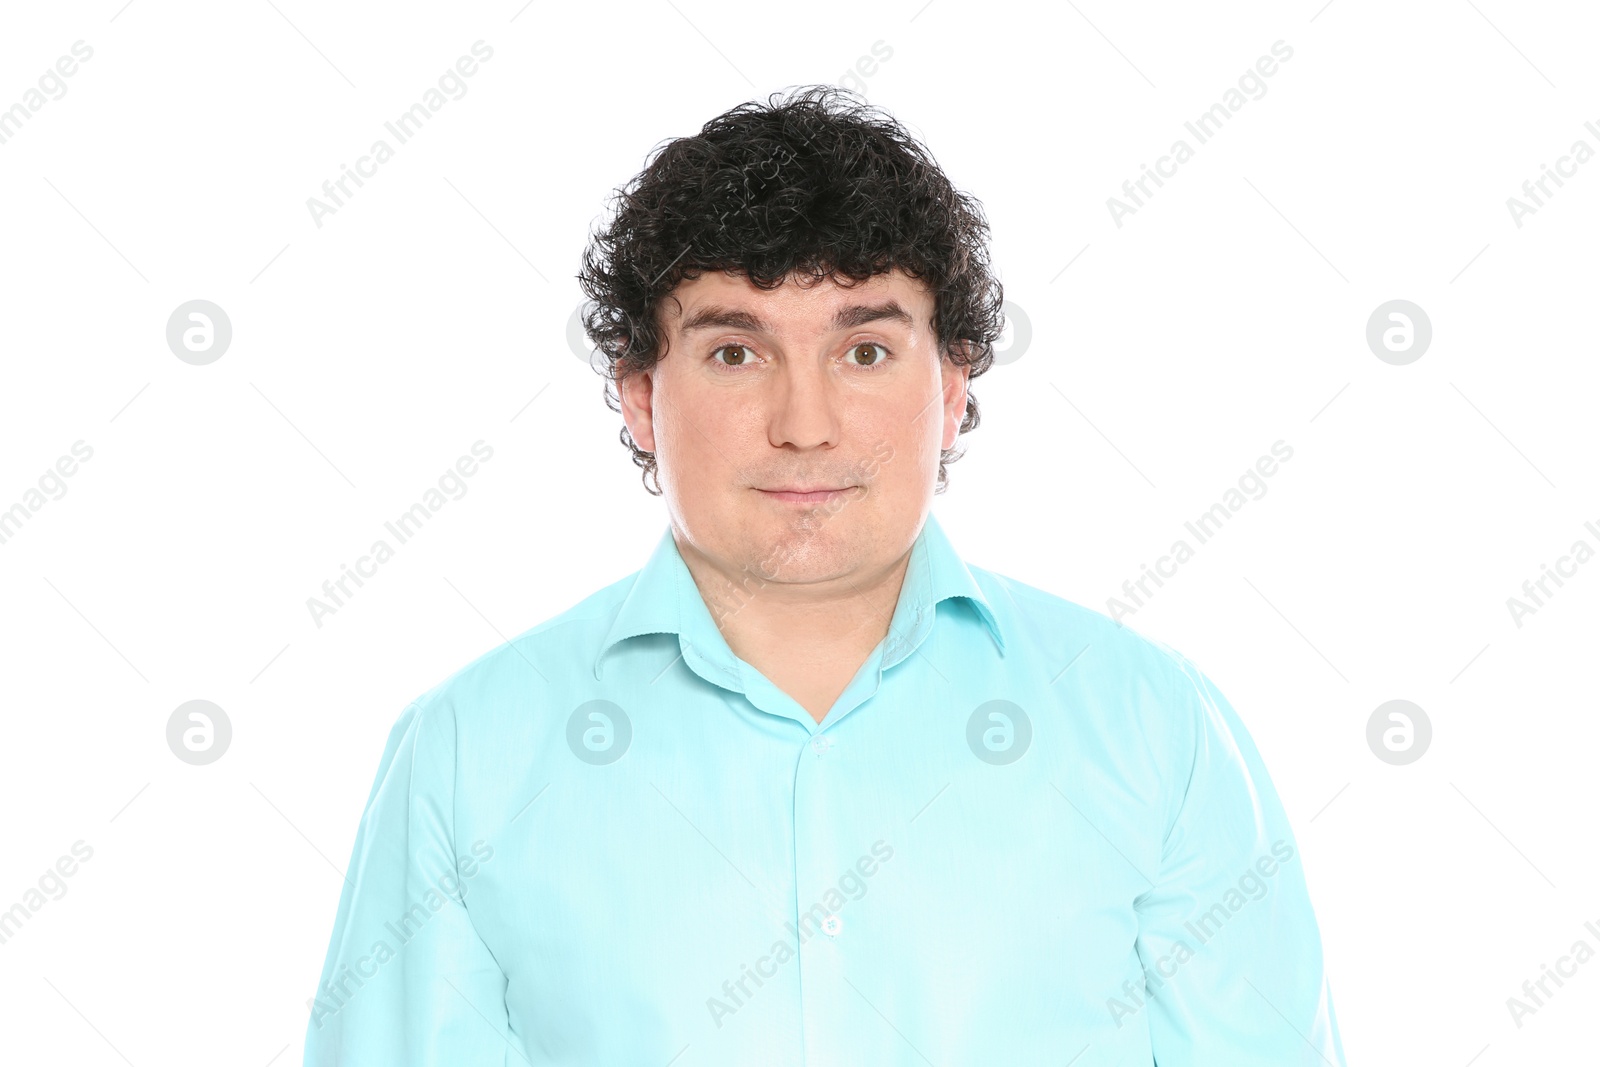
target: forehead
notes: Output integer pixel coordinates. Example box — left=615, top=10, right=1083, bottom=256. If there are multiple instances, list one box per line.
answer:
left=664, top=267, right=934, bottom=330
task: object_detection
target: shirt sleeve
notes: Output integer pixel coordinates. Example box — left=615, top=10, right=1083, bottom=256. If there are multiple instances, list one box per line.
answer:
left=1132, top=650, right=1347, bottom=1066
left=302, top=691, right=519, bottom=1066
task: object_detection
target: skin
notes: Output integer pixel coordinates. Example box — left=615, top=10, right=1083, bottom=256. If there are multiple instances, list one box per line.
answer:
left=617, top=267, right=971, bottom=724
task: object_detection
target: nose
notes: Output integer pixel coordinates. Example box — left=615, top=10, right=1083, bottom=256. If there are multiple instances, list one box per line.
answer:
left=767, top=356, right=842, bottom=453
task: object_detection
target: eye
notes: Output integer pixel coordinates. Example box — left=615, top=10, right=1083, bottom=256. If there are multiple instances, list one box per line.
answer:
left=711, top=344, right=756, bottom=368
left=846, top=342, right=890, bottom=369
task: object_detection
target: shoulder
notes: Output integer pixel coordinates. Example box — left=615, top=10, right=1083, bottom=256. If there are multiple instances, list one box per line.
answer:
left=966, top=561, right=1209, bottom=699
left=400, top=567, right=642, bottom=730
left=962, top=561, right=1228, bottom=784
left=965, top=562, right=1242, bottom=832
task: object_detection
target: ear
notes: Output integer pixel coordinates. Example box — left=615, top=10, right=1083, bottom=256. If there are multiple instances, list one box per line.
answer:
left=618, top=363, right=658, bottom=453
left=939, top=343, right=973, bottom=450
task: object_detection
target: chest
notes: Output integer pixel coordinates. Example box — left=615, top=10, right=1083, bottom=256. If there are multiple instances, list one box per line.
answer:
left=455, top=686, right=1164, bottom=1063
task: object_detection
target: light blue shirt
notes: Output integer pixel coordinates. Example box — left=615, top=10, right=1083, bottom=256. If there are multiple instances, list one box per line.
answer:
left=303, top=512, right=1346, bottom=1066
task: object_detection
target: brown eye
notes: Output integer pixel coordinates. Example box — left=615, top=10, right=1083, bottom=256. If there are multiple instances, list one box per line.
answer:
left=850, top=343, right=888, bottom=367
left=714, top=344, right=750, bottom=366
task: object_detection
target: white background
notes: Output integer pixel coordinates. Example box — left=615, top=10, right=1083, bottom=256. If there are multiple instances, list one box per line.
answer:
left=1, top=0, right=1596, bottom=1063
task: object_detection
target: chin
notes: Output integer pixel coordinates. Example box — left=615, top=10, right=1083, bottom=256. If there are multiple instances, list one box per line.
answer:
left=749, top=516, right=858, bottom=577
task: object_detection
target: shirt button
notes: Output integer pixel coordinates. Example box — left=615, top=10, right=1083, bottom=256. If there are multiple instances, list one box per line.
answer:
left=822, top=914, right=843, bottom=936
left=812, top=735, right=832, bottom=755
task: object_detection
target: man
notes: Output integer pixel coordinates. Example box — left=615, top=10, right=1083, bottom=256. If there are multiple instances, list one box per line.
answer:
left=303, top=85, right=1347, bottom=1065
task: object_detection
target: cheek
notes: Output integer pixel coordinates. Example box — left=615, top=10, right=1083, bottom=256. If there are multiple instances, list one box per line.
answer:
left=907, top=398, right=950, bottom=457
left=669, top=400, right=754, bottom=459
left=858, top=423, right=924, bottom=492
left=658, top=396, right=753, bottom=488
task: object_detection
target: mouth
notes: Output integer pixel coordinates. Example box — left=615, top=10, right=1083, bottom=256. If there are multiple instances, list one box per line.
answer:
left=755, top=486, right=854, bottom=504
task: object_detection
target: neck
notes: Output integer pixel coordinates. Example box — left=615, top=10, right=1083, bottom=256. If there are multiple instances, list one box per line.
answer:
left=675, top=532, right=915, bottom=680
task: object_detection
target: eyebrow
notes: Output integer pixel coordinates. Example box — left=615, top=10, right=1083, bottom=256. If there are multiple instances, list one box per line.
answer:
left=677, top=300, right=916, bottom=335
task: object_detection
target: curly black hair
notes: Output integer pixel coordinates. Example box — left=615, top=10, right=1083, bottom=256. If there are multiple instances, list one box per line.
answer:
left=577, top=84, right=1005, bottom=495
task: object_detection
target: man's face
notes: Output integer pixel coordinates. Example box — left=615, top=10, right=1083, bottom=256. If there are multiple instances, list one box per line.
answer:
left=618, top=267, right=970, bottom=592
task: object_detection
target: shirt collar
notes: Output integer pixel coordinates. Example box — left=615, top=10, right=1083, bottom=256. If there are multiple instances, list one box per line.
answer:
left=593, top=510, right=1005, bottom=681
